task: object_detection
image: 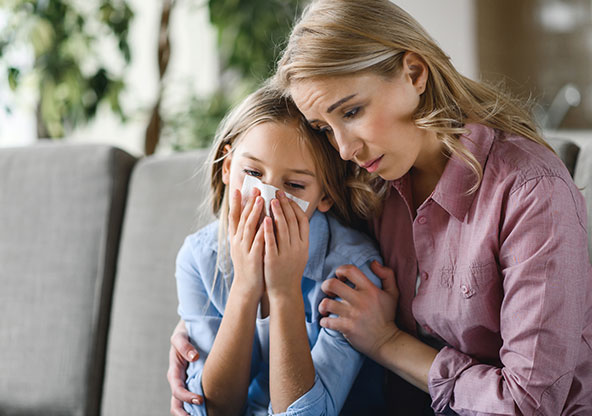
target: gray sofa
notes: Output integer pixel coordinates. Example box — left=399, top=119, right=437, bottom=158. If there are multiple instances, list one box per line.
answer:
left=0, top=136, right=588, bottom=415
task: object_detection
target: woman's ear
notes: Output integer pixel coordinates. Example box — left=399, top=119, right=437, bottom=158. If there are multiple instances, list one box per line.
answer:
left=221, top=144, right=232, bottom=185
left=402, top=51, right=428, bottom=95
left=317, top=194, right=334, bottom=213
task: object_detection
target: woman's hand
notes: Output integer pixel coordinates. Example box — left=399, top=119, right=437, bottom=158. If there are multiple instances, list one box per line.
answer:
left=229, top=188, right=266, bottom=299
left=263, top=191, right=309, bottom=299
left=168, top=320, right=202, bottom=416
left=318, top=261, right=400, bottom=360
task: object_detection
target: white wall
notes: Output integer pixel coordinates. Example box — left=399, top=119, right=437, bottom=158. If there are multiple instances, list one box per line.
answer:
left=0, top=1, right=477, bottom=154
left=394, top=0, right=477, bottom=79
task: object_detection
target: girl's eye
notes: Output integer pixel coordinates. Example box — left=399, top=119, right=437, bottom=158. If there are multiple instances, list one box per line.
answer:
left=243, top=169, right=261, bottom=177
left=344, top=106, right=360, bottom=119
left=286, top=182, right=305, bottom=190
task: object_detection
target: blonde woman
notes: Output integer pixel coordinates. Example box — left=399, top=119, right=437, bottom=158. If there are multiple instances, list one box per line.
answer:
left=170, top=1, right=592, bottom=414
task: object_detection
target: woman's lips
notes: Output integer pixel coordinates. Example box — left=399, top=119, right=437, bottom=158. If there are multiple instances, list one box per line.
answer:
left=361, top=155, right=383, bottom=173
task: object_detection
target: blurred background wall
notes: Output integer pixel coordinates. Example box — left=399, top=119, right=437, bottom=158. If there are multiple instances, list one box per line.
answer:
left=1, top=0, right=590, bottom=155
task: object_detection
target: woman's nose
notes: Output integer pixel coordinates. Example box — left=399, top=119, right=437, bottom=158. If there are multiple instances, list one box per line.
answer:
left=334, top=130, right=362, bottom=161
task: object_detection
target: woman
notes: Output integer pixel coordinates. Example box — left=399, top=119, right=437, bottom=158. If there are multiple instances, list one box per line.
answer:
left=170, top=0, right=592, bottom=414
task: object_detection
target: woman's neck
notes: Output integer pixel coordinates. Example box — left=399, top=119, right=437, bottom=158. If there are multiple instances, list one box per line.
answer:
left=410, top=131, right=448, bottom=211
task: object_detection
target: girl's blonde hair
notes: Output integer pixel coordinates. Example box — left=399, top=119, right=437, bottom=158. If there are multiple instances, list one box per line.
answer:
left=208, top=82, right=379, bottom=288
left=275, top=0, right=553, bottom=194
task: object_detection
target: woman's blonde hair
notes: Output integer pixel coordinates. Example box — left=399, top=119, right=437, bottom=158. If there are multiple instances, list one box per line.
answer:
left=208, top=82, right=378, bottom=289
left=275, top=0, right=552, bottom=194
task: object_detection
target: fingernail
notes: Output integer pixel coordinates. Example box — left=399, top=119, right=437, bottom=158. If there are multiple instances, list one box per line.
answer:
left=192, top=398, right=202, bottom=405
left=277, top=190, right=285, bottom=198
left=188, top=350, right=197, bottom=360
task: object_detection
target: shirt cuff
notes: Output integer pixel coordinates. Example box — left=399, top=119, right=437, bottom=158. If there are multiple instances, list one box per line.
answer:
left=268, top=374, right=326, bottom=416
left=428, top=346, right=477, bottom=413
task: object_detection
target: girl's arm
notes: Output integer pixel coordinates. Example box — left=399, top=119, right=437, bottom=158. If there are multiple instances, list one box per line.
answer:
left=200, top=190, right=266, bottom=415
left=264, top=193, right=315, bottom=413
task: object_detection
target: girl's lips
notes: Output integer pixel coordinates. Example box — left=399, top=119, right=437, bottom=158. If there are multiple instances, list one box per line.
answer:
left=362, top=155, right=383, bottom=173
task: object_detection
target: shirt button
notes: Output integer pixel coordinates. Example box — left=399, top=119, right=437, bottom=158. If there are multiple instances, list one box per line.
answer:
left=421, top=271, right=429, bottom=280
left=461, top=284, right=468, bottom=294
left=417, top=216, right=427, bottom=225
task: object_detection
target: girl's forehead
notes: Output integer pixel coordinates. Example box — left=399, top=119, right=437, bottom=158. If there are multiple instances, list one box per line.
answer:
left=235, top=121, right=319, bottom=172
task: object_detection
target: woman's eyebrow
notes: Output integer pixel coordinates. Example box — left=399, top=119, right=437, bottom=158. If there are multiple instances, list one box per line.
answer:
left=327, top=94, right=357, bottom=113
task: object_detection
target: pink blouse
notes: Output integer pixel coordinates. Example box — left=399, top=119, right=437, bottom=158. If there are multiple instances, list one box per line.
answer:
left=372, top=124, right=592, bottom=415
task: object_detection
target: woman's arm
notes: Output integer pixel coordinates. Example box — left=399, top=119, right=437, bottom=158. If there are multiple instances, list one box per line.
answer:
left=264, top=193, right=315, bottom=413
left=200, top=190, right=266, bottom=415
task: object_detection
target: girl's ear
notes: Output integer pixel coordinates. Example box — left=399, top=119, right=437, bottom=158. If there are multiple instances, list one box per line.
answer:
left=402, top=51, right=428, bottom=95
left=221, top=144, right=232, bottom=185
left=317, top=194, right=334, bottom=213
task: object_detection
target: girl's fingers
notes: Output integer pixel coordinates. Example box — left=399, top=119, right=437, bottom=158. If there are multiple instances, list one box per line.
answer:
left=250, top=211, right=266, bottom=255
left=271, top=197, right=289, bottom=249
left=289, top=199, right=309, bottom=242
left=236, top=191, right=258, bottom=239
left=228, top=189, right=241, bottom=236
left=277, top=191, right=299, bottom=243
left=263, top=216, right=278, bottom=256
left=243, top=196, right=263, bottom=247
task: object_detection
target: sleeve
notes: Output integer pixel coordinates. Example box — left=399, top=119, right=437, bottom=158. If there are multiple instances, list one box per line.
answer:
left=428, top=175, right=590, bottom=415
left=271, top=258, right=383, bottom=416
left=174, top=236, right=221, bottom=416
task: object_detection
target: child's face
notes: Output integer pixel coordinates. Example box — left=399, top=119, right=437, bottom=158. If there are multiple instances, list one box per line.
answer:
left=222, top=121, right=333, bottom=219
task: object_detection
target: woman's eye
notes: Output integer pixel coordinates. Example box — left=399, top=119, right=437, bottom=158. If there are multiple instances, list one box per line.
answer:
left=344, top=107, right=360, bottom=119
left=243, top=169, right=261, bottom=177
left=286, top=182, right=305, bottom=190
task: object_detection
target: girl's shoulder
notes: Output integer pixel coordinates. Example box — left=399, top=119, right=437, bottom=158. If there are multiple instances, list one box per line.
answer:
left=177, top=220, right=220, bottom=266
left=323, top=213, right=382, bottom=266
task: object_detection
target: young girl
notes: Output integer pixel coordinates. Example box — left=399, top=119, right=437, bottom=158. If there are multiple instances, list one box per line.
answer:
left=175, top=84, right=386, bottom=415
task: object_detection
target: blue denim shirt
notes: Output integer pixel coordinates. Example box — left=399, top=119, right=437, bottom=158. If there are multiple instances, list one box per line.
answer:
left=176, top=210, right=386, bottom=416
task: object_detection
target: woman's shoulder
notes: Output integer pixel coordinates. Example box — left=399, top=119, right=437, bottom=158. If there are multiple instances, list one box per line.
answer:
left=486, top=128, right=573, bottom=187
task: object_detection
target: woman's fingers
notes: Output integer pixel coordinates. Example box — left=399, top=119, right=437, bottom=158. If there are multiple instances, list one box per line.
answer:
left=167, top=346, right=203, bottom=405
left=321, top=275, right=356, bottom=299
left=370, top=260, right=398, bottom=297
left=318, top=297, right=349, bottom=317
left=335, top=264, right=374, bottom=291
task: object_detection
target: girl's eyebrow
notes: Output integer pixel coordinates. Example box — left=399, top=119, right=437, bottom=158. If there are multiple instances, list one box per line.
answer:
left=242, top=153, right=316, bottom=177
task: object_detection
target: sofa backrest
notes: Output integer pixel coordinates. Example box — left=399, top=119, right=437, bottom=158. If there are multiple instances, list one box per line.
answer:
left=101, top=149, right=213, bottom=415
left=0, top=143, right=135, bottom=416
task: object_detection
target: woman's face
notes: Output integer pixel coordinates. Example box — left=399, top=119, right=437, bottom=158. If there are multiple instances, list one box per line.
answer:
left=222, top=120, right=333, bottom=219
left=290, top=53, right=439, bottom=181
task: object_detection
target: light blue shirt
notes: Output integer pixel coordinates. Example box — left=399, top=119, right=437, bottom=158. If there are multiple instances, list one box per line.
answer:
left=176, top=210, right=386, bottom=416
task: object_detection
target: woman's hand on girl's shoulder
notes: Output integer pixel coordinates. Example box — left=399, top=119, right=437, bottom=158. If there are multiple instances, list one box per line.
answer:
left=228, top=189, right=266, bottom=299
left=263, top=191, right=309, bottom=299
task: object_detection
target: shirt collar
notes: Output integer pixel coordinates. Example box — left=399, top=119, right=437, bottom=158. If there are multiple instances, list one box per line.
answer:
left=391, top=124, right=495, bottom=222
left=431, top=124, right=495, bottom=221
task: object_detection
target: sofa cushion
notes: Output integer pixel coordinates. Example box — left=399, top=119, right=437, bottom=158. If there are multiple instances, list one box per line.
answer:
left=101, top=149, right=213, bottom=415
left=0, top=143, right=136, bottom=416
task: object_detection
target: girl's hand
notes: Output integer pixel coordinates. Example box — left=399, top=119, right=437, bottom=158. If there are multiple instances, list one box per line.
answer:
left=263, top=191, right=309, bottom=299
left=318, top=261, right=400, bottom=360
left=228, top=189, right=265, bottom=298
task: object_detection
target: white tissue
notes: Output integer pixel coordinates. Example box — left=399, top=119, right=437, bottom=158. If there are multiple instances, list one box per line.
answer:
left=240, top=175, right=309, bottom=216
